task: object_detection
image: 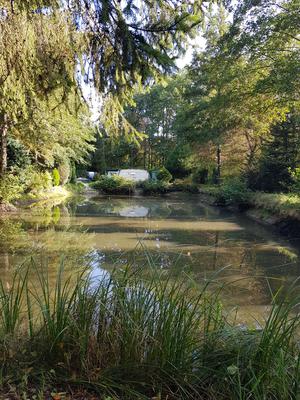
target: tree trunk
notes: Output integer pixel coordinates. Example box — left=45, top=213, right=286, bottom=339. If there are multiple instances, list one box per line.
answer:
left=143, top=139, right=146, bottom=169
left=216, top=144, right=221, bottom=183
left=0, top=114, right=8, bottom=176
left=101, top=138, right=106, bottom=174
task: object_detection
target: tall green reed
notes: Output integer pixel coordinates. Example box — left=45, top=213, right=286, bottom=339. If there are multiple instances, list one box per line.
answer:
left=0, top=259, right=299, bottom=399
left=0, top=267, right=28, bottom=335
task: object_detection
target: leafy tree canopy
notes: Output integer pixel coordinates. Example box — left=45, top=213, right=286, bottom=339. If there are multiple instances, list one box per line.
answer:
left=0, top=0, right=207, bottom=174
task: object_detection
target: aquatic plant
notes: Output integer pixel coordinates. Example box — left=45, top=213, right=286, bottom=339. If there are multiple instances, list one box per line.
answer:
left=0, top=262, right=299, bottom=399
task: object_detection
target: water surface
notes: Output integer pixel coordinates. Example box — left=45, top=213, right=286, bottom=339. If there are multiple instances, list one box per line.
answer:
left=1, top=193, right=300, bottom=322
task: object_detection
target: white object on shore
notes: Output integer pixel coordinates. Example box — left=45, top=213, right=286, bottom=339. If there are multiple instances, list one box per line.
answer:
left=118, top=169, right=149, bottom=182
left=87, top=171, right=96, bottom=180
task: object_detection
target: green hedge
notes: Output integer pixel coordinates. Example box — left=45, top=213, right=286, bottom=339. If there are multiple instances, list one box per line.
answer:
left=171, top=179, right=199, bottom=193
left=156, top=166, right=172, bottom=183
left=0, top=174, right=23, bottom=203
left=214, top=178, right=252, bottom=207
left=91, top=175, right=135, bottom=195
left=141, top=180, right=170, bottom=195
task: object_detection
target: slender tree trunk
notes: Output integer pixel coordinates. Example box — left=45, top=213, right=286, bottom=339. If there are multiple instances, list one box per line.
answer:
left=245, top=131, right=258, bottom=171
left=148, top=138, right=152, bottom=169
left=216, top=144, right=221, bottom=183
left=101, top=138, right=106, bottom=173
left=0, top=114, right=8, bottom=176
left=143, top=139, right=146, bottom=169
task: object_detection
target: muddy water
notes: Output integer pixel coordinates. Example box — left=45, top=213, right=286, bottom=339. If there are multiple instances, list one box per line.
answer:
left=1, top=193, right=300, bottom=322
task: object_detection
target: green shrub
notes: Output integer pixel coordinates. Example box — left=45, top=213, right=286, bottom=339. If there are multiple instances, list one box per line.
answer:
left=37, top=171, right=52, bottom=192
left=65, top=182, right=85, bottom=194
left=141, top=180, right=170, bottom=195
left=7, top=137, right=31, bottom=168
left=0, top=173, right=23, bottom=203
left=171, top=179, right=199, bottom=193
left=192, top=167, right=209, bottom=184
left=215, top=178, right=251, bottom=207
left=157, top=166, right=172, bottom=183
left=91, top=175, right=135, bottom=195
left=52, top=168, right=60, bottom=186
left=58, top=162, right=70, bottom=185
left=22, top=167, right=52, bottom=195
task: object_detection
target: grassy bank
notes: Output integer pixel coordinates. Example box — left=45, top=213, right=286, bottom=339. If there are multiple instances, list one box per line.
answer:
left=12, top=183, right=85, bottom=210
left=250, top=192, right=300, bottom=219
left=200, top=184, right=300, bottom=220
left=0, top=186, right=73, bottom=213
left=0, top=263, right=300, bottom=399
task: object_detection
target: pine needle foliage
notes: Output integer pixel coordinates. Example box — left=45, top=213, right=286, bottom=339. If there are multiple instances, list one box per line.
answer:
left=0, top=0, right=206, bottom=170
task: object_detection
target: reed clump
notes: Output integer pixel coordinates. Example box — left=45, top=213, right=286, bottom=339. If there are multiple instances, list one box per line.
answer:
left=0, top=263, right=299, bottom=399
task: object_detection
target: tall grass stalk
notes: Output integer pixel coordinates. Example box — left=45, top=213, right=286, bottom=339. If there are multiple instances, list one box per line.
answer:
left=0, top=261, right=299, bottom=399
left=0, top=266, right=28, bottom=335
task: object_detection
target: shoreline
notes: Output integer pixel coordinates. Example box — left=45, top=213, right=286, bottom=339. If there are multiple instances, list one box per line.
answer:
left=198, top=187, right=300, bottom=237
left=2, top=183, right=300, bottom=238
left=0, top=186, right=73, bottom=214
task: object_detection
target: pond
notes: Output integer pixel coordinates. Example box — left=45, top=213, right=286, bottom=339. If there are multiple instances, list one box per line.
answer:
left=1, top=193, right=300, bottom=323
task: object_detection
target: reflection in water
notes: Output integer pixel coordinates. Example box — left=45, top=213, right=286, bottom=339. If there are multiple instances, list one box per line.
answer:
left=85, top=249, right=110, bottom=289
left=119, top=206, right=149, bottom=217
left=1, top=193, right=300, bottom=322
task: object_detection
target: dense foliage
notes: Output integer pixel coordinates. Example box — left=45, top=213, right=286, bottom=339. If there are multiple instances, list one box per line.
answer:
left=0, top=0, right=299, bottom=200
left=140, top=180, right=170, bottom=195
left=0, top=0, right=205, bottom=202
left=89, top=0, right=299, bottom=196
left=156, top=166, right=173, bottom=183
left=91, top=175, right=136, bottom=195
left=0, top=2, right=299, bottom=397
